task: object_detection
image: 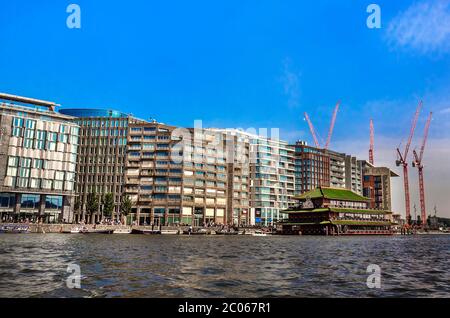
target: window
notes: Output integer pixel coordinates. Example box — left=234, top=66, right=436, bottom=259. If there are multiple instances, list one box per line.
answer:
left=14, top=176, right=25, bottom=188
left=55, top=171, right=65, bottom=181
left=25, top=119, right=36, bottom=129
left=8, top=156, right=18, bottom=167
left=12, top=127, right=22, bottom=137
left=30, top=178, right=41, bottom=189
left=59, top=134, right=68, bottom=143
left=20, top=158, right=31, bottom=168
left=13, top=117, right=24, bottom=127
left=45, top=195, right=62, bottom=209
left=21, top=194, right=40, bottom=209
left=53, top=181, right=63, bottom=190
left=35, top=130, right=46, bottom=149
left=47, top=132, right=57, bottom=151
left=19, top=168, right=30, bottom=178
left=6, top=167, right=17, bottom=177
left=0, top=194, right=15, bottom=208
left=42, top=179, right=53, bottom=189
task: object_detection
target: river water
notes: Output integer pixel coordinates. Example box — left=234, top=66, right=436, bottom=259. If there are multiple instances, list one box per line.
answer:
left=0, top=234, right=449, bottom=298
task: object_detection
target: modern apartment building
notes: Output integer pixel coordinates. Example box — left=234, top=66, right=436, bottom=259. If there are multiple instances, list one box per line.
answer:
left=58, top=108, right=144, bottom=223
left=249, top=134, right=295, bottom=226
left=326, top=150, right=363, bottom=195
left=327, top=150, right=346, bottom=189
left=362, top=161, right=398, bottom=211
left=0, top=93, right=79, bottom=223
left=345, top=155, right=363, bottom=195
left=292, top=141, right=330, bottom=195
left=125, top=123, right=250, bottom=226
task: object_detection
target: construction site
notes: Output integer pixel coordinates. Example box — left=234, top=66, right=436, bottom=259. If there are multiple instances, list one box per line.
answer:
left=301, top=100, right=438, bottom=234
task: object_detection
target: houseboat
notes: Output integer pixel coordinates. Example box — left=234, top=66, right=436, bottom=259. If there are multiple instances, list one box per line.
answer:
left=280, top=187, right=396, bottom=235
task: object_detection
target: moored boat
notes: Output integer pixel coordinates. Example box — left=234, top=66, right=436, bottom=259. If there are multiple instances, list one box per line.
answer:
left=131, top=229, right=161, bottom=235
left=252, top=230, right=270, bottom=237
left=161, top=229, right=180, bottom=235
left=86, top=229, right=114, bottom=234
left=183, top=228, right=208, bottom=235
left=113, top=228, right=132, bottom=234
left=215, top=229, right=238, bottom=235
left=0, top=224, right=30, bottom=234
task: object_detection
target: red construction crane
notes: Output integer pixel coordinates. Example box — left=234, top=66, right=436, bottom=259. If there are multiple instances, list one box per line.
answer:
left=412, top=111, right=432, bottom=226
left=304, top=101, right=340, bottom=150
left=369, top=119, right=374, bottom=165
left=396, top=100, right=423, bottom=225
left=325, top=101, right=341, bottom=150
left=304, top=112, right=320, bottom=148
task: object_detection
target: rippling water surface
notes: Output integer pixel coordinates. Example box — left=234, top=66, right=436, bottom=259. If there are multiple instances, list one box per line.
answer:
left=0, top=234, right=449, bottom=297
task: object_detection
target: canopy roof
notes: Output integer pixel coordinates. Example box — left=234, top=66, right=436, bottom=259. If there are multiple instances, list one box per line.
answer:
left=294, top=187, right=370, bottom=202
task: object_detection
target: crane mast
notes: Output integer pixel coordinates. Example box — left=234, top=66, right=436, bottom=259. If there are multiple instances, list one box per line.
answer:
left=325, top=101, right=340, bottom=150
left=413, top=111, right=432, bottom=226
left=396, top=100, right=422, bottom=224
left=304, top=112, right=320, bottom=148
left=369, top=119, right=374, bottom=165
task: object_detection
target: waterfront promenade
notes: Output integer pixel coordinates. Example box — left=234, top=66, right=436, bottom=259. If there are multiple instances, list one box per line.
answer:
left=0, top=222, right=267, bottom=234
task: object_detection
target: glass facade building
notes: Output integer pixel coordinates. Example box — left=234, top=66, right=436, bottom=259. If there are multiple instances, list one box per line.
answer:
left=58, top=108, right=144, bottom=223
left=0, top=95, right=79, bottom=223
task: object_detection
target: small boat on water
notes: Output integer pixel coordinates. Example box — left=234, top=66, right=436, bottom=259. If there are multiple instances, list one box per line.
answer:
left=113, top=228, right=132, bottom=234
left=161, top=229, right=180, bottom=235
left=0, top=224, right=30, bottom=234
left=65, top=226, right=113, bottom=234
left=131, top=229, right=161, bottom=235
left=252, top=230, right=270, bottom=237
left=215, top=229, right=239, bottom=235
left=86, top=229, right=114, bottom=234
left=183, top=228, right=208, bottom=235
left=70, top=227, right=85, bottom=234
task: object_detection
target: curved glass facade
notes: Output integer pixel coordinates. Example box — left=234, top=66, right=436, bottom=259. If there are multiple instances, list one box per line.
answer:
left=59, top=108, right=129, bottom=118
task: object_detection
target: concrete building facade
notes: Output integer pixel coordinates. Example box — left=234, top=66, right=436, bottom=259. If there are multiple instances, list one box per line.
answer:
left=58, top=108, right=144, bottom=223
left=292, top=141, right=330, bottom=195
left=0, top=94, right=79, bottom=223
left=125, top=123, right=250, bottom=226
left=326, top=150, right=363, bottom=195
left=249, top=135, right=295, bottom=226
left=361, top=162, right=398, bottom=211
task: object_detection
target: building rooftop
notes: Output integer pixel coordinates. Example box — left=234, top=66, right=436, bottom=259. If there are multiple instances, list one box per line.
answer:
left=294, top=186, right=370, bottom=202
left=284, top=207, right=392, bottom=215
left=59, top=108, right=131, bottom=118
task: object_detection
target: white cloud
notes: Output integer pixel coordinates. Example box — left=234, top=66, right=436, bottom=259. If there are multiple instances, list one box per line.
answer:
left=280, top=58, right=301, bottom=108
left=439, top=107, right=450, bottom=114
left=386, top=1, right=450, bottom=55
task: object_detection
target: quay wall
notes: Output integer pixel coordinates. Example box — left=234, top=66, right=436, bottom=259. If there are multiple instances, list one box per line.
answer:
left=0, top=223, right=257, bottom=234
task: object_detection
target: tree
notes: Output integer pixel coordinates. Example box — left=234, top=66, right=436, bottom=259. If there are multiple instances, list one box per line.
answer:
left=86, top=190, right=99, bottom=220
left=416, top=215, right=422, bottom=227
left=102, top=193, right=115, bottom=220
left=120, top=195, right=133, bottom=224
left=74, top=197, right=81, bottom=223
left=406, top=214, right=412, bottom=226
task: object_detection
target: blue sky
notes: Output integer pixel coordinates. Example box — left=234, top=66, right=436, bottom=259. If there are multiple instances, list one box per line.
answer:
left=1, top=0, right=450, bottom=216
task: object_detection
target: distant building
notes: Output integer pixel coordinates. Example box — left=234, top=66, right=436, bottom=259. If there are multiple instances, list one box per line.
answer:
left=0, top=93, right=79, bottom=223
left=58, top=108, right=145, bottom=223
left=281, top=187, right=395, bottom=235
left=361, top=162, right=398, bottom=211
left=125, top=123, right=250, bottom=226
left=327, top=150, right=346, bottom=189
left=292, top=141, right=330, bottom=194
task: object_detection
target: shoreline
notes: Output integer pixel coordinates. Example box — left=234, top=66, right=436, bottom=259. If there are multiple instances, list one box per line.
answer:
left=1, top=223, right=449, bottom=236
